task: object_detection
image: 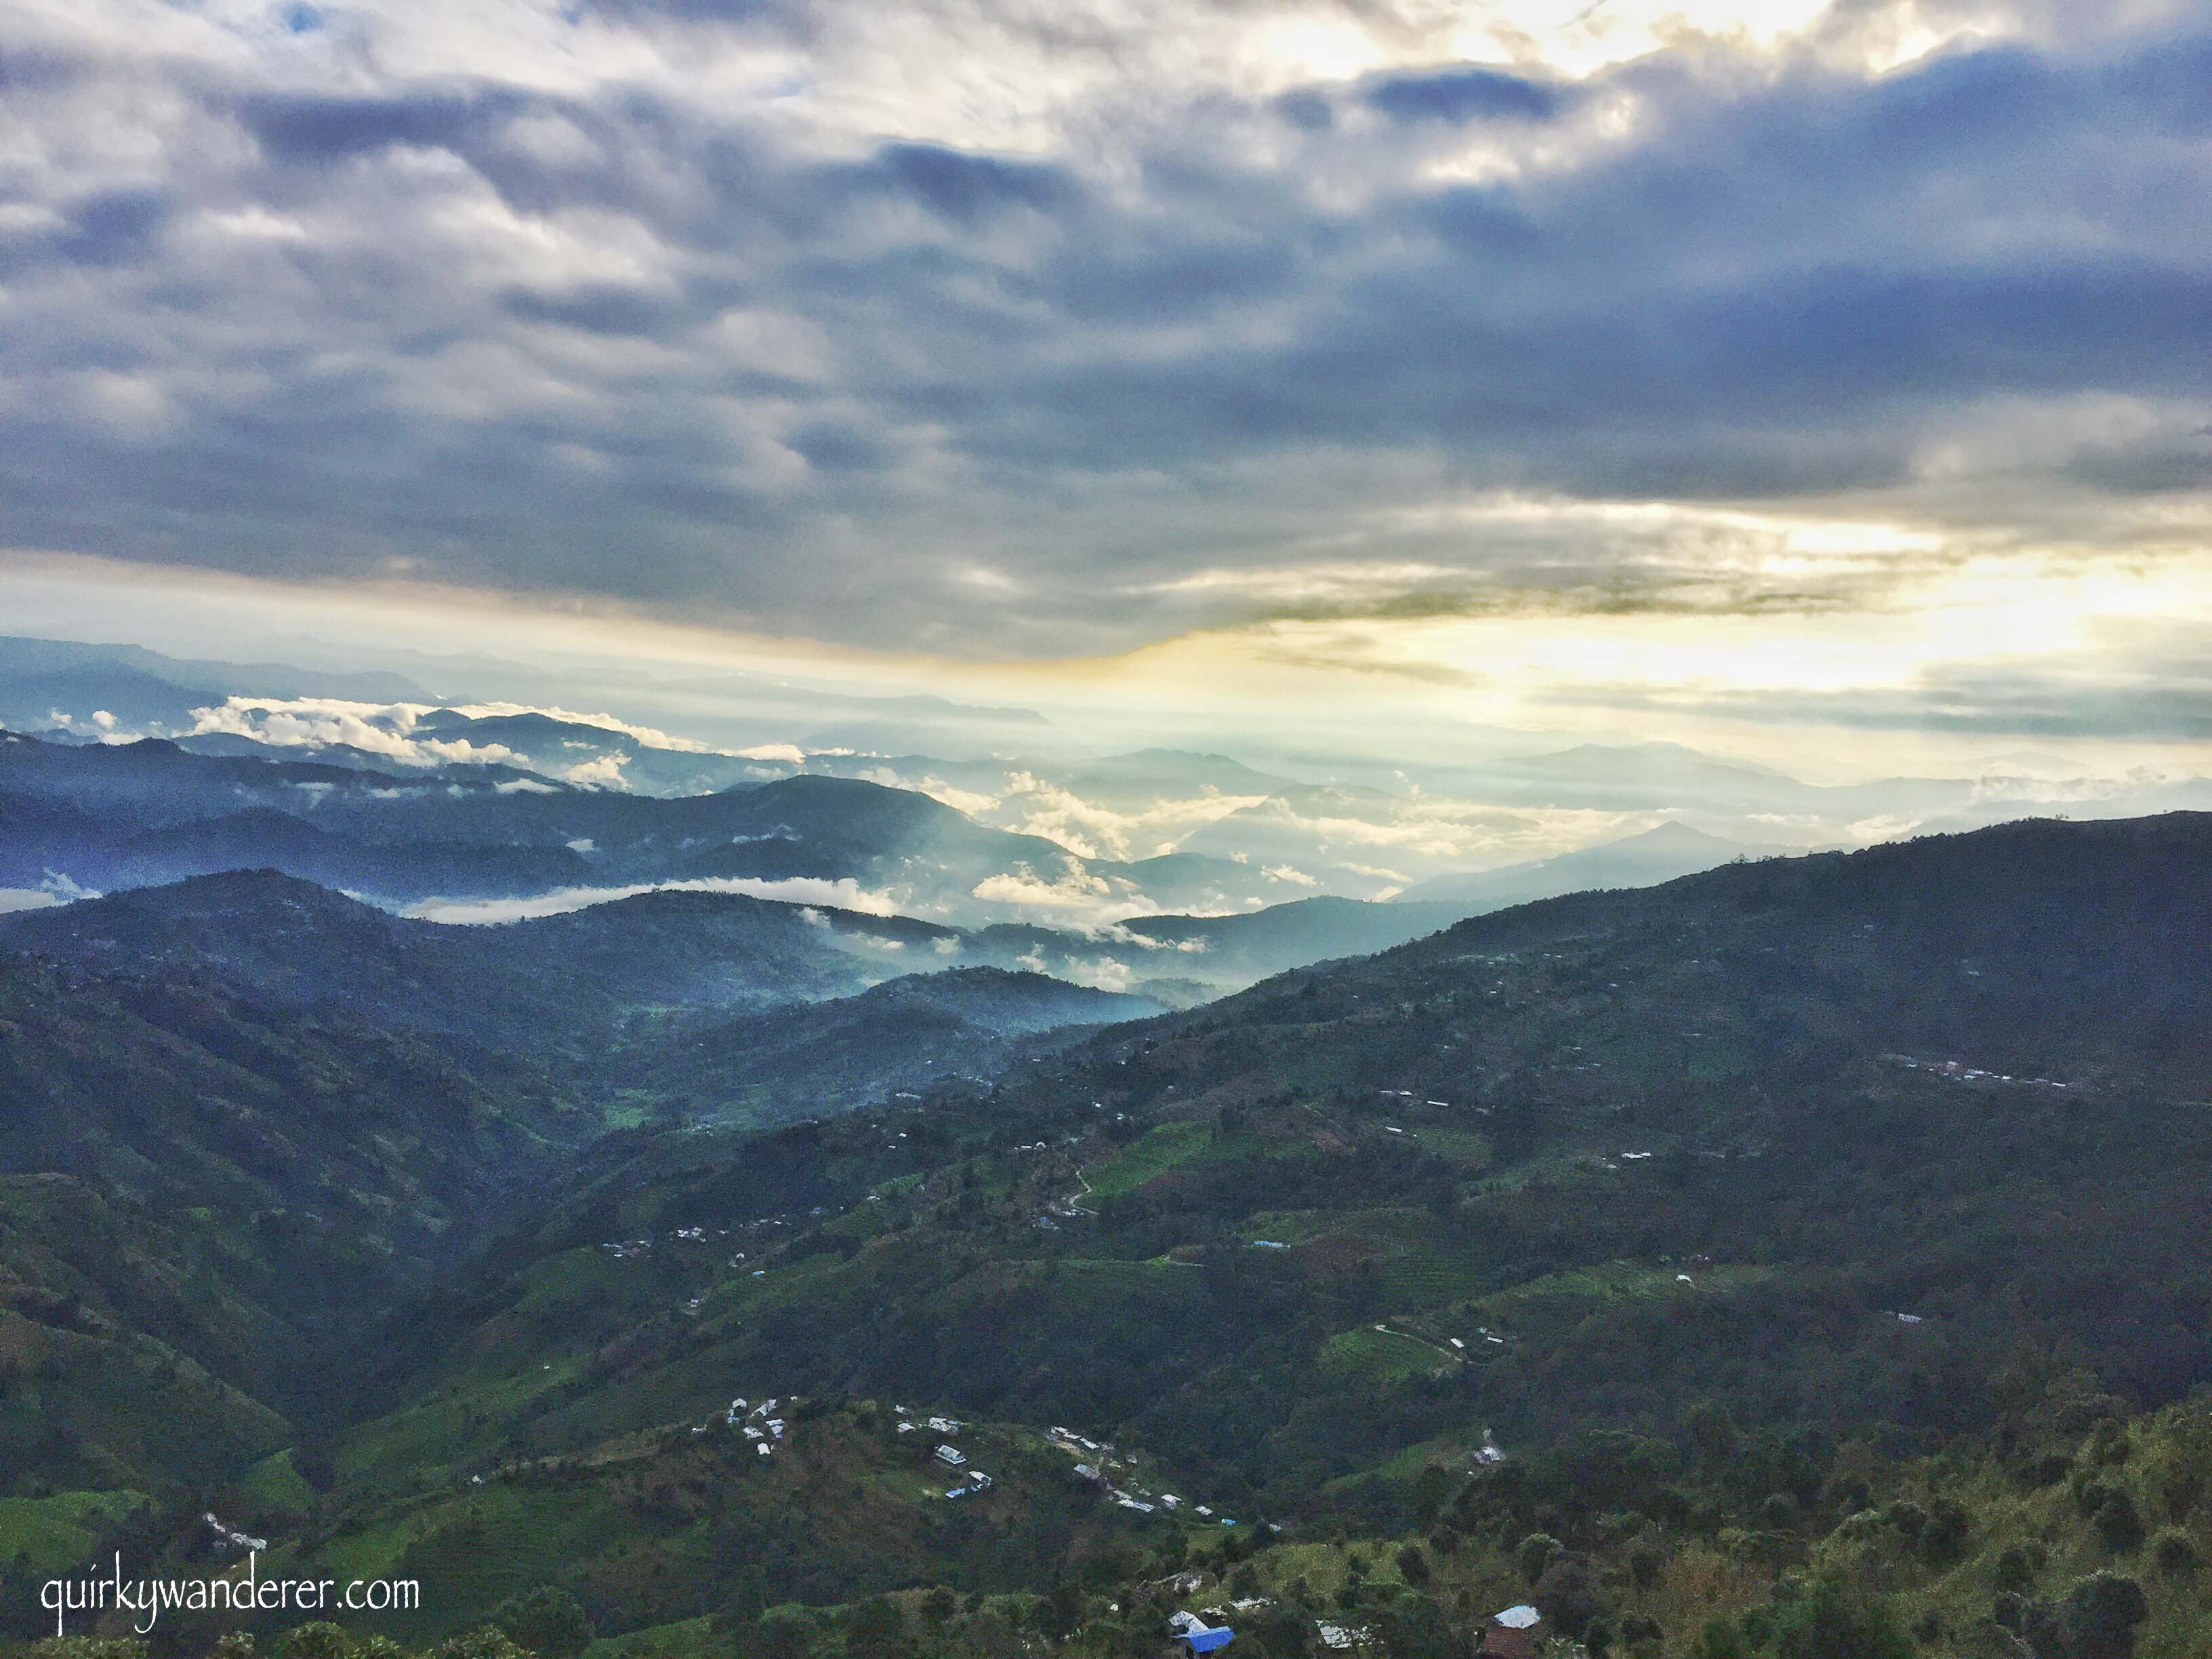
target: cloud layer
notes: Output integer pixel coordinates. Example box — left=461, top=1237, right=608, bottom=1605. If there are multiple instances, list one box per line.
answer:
left=1, top=0, right=2207, bottom=660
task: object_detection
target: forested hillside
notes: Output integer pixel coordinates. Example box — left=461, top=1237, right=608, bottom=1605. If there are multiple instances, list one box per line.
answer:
left=3, top=817, right=2211, bottom=1658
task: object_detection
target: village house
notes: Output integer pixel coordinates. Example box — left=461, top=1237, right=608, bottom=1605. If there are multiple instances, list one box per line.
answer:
left=1477, top=1605, right=1542, bottom=1659
left=1167, top=1610, right=1235, bottom=1653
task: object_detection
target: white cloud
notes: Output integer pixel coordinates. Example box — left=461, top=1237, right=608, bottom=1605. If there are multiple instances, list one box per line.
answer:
left=562, top=753, right=630, bottom=789
left=7, top=870, right=104, bottom=912
left=968, top=858, right=1163, bottom=930
left=992, top=773, right=1270, bottom=861
left=186, top=697, right=524, bottom=768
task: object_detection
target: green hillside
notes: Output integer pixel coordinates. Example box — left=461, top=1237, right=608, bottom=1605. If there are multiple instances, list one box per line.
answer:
left=4, top=816, right=2212, bottom=1658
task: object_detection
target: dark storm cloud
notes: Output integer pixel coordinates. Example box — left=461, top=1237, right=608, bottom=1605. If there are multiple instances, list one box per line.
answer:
left=237, top=89, right=506, bottom=163
left=0, top=2, right=2207, bottom=660
left=1361, top=65, right=1565, bottom=123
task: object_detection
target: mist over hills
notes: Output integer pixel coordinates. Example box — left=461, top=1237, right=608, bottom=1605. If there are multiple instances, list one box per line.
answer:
left=615, top=968, right=1163, bottom=1124
left=13, top=632, right=2205, bottom=919
left=0, top=871, right=952, bottom=1057
left=10, top=634, right=2212, bottom=1656
left=2, top=808, right=2204, bottom=1653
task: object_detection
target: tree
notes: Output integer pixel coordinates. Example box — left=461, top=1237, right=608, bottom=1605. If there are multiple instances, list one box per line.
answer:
left=1515, top=1532, right=1561, bottom=1584
left=493, top=1587, right=595, bottom=1659
left=274, top=1626, right=356, bottom=1659
left=744, top=1610, right=815, bottom=1659
left=0, top=1552, right=46, bottom=1641
left=1532, top=1556, right=1605, bottom=1641
left=2150, top=1528, right=2198, bottom=1577
left=424, top=1632, right=533, bottom=1659
left=2095, top=1490, right=2146, bottom=1555
left=844, top=1595, right=906, bottom=1659
left=2064, top=1572, right=2148, bottom=1659
left=1770, top=1580, right=1911, bottom=1659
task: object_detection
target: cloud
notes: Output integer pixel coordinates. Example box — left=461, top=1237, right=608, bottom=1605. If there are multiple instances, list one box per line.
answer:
left=3, top=869, right=104, bottom=913
left=1, top=1, right=2207, bottom=675
left=180, top=695, right=788, bottom=780
left=990, top=773, right=1271, bottom=861
left=562, top=753, right=630, bottom=788
left=968, top=859, right=1162, bottom=930
left=186, top=698, right=525, bottom=767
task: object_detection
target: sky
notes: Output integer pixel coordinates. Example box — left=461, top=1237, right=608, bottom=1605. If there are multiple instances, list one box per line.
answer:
left=3, top=0, right=2209, bottom=772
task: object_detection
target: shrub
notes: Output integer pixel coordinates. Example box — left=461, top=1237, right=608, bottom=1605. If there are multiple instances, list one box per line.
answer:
left=1515, top=1532, right=1560, bottom=1583
left=2150, top=1527, right=2198, bottom=1577
left=274, top=1627, right=354, bottom=1659
left=1532, top=1555, right=1605, bottom=1639
left=492, top=1587, right=594, bottom=1659
left=422, top=1633, right=531, bottom=1659
left=1919, top=1497, right=1971, bottom=1564
left=1992, top=1541, right=2045, bottom=1592
left=1771, top=1579, right=1911, bottom=1659
left=2064, top=1572, right=2148, bottom=1659
left=2096, top=1490, right=2147, bottom=1555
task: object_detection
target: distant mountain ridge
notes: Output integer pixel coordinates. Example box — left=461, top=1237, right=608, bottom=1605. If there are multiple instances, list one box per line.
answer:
left=0, top=731, right=1337, bottom=925
left=0, top=869, right=948, bottom=1055
left=617, top=967, right=1164, bottom=1124
left=1396, top=820, right=1790, bottom=905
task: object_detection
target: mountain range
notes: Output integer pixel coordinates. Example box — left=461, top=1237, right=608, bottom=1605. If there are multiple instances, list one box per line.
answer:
left=1, top=811, right=2209, bottom=1657
left=8, top=634, right=2212, bottom=1658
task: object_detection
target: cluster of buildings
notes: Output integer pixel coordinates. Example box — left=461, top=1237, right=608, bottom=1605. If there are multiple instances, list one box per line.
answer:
left=202, top=1512, right=268, bottom=1555
left=891, top=1406, right=996, bottom=1496
left=722, top=1395, right=785, bottom=1456
left=1888, top=1053, right=2076, bottom=1090
left=1310, top=1604, right=1541, bottom=1656
left=1048, top=1425, right=1242, bottom=1525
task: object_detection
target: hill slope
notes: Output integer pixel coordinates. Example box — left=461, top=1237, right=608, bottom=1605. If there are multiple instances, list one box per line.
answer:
left=0, top=871, right=951, bottom=1054
left=616, top=968, right=1163, bottom=1124
left=8, top=813, right=2212, bottom=1658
